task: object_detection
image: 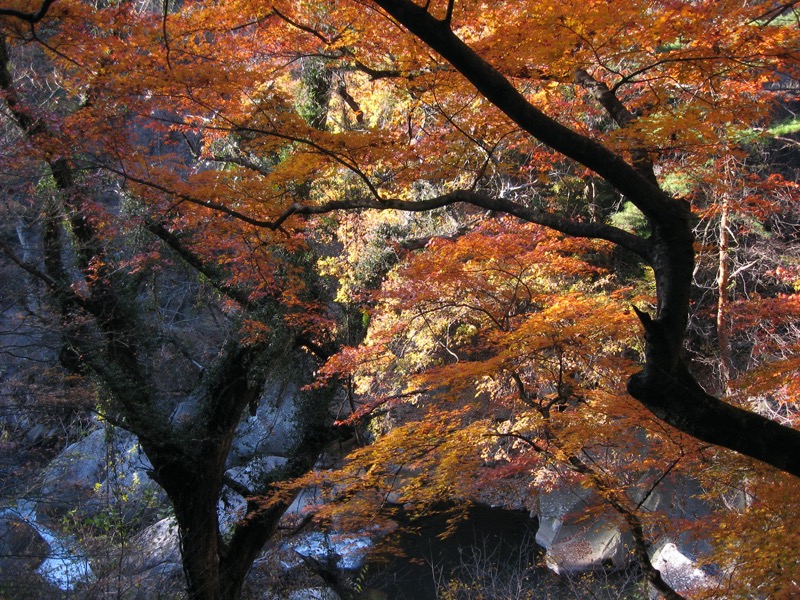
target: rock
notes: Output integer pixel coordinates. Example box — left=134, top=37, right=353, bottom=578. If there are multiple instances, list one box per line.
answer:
left=24, top=423, right=49, bottom=446
left=226, top=455, right=289, bottom=491
left=541, top=517, right=632, bottom=573
left=292, top=531, right=373, bottom=571
left=119, top=517, right=182, bottom=576
left=649, top=541, right=711, bottom=597
left=632, top=471, right=712, bottom=559
left=37, top=426, right=164, bottom=527
left=228, top=380, right=301, bottom=467
left=283, top=486, right=324, bottom=523
left=0, top=513, right=50, bottom=571
left=219, top=455, right=291, bottom=531
left=286, top=587, right=340, bottom=600
left=100, top=517, right=184, bottom=599
left=170, top=397, right=201, bottom=427
left=535, top=484, right=632, bottom=572
left=37, top=429, right=107, bottom=523
left=535, top=469, right=714, bottom=575
left=0, top=512, right=77, bottom=597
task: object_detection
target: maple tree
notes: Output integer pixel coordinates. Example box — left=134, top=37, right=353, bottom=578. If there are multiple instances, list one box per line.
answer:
left=0, top=3, right=344, bottom=599
left=1, top=0, right=799, bottom=598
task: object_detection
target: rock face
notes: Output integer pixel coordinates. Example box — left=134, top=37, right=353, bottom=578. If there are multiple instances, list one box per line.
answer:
left=36, top=426, right=164, bottom=527
left=534, top=471, right=711, bottom=576
left=285, top=588, right=341, bottom=600
left=228, top=380, right=302, bottom=468
left=100, top=517, right=184, bottom=600
left=535, top=485, right=633, bottom=573
left=0, top=513, right=50, bottom=571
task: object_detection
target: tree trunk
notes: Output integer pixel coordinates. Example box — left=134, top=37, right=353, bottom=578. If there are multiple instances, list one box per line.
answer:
left=717, top=191, right=733, bottom=390
left=172, top=479, right=225, bottom=600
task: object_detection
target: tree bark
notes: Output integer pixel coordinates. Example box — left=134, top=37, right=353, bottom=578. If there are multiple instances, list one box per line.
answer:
left=717, top=188, right=733, bottom=389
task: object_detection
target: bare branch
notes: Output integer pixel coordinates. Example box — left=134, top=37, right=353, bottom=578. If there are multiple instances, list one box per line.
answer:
left=101, top=162, right=651, bottom=259
left=443, top=0, right=455, bottom=27
left=336, top=82, right=364, bottom=125
left=573, top=68, right=656, bottom=184
left=0, top=239, right=58, bottom=288
left=750, top=0, right=800, bottom=26
left=372, top=0, right=683, bottom=226
left=272, top=6, right=330, bottom=44
left=352, top=59, right=403, bottom=80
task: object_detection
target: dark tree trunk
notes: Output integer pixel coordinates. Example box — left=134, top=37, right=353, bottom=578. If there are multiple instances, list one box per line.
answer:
left=172, top=476, right=225, bottom=600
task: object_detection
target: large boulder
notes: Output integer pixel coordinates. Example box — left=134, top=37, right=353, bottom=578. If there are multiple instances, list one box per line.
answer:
left=535, top=485, right=632, bottom=573
left=0, top=513, right=50, bottom=571
left=0, top=508, right=93, bottom=594
left=101, top=517, right=184, bottom=600
left=535, top=470, right=713, bottom=575
left=633, top=472, right=713, bottom=558
left=228, top=380, right=301, bottom=467
left=36, top=426, right=164, bottom=527
left=286, top=588, right=340, bottom=600
left=219, top=455, right=289, bottom=531
left=649, top=541, right=712, bottom=598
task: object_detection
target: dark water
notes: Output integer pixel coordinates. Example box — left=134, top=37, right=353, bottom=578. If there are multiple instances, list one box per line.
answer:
left=360, top=503, right=552, bottom=599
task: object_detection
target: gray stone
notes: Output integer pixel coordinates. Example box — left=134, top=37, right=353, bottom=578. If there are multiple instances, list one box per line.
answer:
left=633, top=471, right=712, bottom=557
left=286, top=587, right=340, bottom=600
left=100, top=517, right=185, bottom=600
left=535, top=469, right=714, bottom=575
left=37, top=426, right=163, bottom=526
left=24, top=423, right=49, bottom=446
left=649, top=541, right=711, bottom=597
left=535, top=484, right=632, bottom=572
left=0, top=514, right=50, bottom=571
left=119, top=517, right=182, bottom=576
left=170, top=398, right=201, bottom=427
left=228, top=380, right=301, bottom=467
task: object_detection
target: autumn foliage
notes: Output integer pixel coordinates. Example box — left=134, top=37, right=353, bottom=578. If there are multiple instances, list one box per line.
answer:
left=2, top=0, right=799, bottom=598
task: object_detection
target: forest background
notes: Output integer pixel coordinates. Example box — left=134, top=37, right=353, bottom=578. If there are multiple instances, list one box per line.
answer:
left=0, top=0, right=799, bottom=599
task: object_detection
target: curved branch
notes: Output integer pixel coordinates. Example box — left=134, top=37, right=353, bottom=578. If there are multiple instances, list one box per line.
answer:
left=95, top=156, right=652, bottom=258
left=629, top=307, right=800, bottom=478
left=0, top=0, right=57, bottom=23
left=369, top=0, right=800, bottom=482
left=371, top=0, right=683, bottom=226
left=573, top=68, right=656, bottom=183
left=284, top=190, right=651, bottom=258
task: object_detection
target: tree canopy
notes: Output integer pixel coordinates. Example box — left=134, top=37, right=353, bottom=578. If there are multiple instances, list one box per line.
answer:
left=1, top=0, right=799, bottom=598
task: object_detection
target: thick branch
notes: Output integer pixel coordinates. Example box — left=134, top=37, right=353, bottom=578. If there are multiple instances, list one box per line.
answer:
left=370, top=0, right=800, bottom=481
left=336, top=82, right=364, bottom=125
left=0, top=238, right=58, bottom=288
left=371, top=0, right=683, bottom=226
left=97, top=161, right=651, bottom=258
left=289, top=190, right=650, bottom=257
left=0, top=0, right=57, bottom=23
left=573, top=68, right=656, bottom=183
left=146, top=222, right=253, bottom=307
left=629, top=308, right=800, bottom=478
left=352, top=59, right=403, bottom=80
